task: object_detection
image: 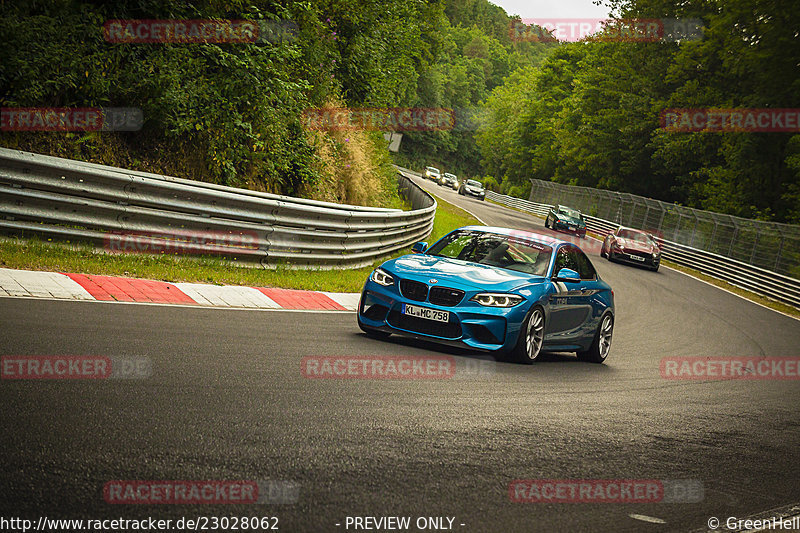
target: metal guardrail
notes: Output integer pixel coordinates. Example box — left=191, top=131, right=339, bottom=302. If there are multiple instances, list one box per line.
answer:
left=0, top=148, right=436, bottom=269
left=486, top=190, right=800, bottom=309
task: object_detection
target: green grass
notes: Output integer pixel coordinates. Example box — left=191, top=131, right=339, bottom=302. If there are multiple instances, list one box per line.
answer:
left=0, top=196, right=481, bottom=293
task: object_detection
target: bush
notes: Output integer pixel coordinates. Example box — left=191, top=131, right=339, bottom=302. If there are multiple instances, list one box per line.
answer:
left=481, top=175, right=500, bottom=192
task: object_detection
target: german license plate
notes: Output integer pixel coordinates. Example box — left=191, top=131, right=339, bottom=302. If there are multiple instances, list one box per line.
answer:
left=402, top=304, right=449, bottom=322
left=630, top=255, right=646, bottom=262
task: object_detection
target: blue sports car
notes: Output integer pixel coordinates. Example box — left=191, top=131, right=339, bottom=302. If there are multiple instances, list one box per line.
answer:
left=357, top=226, right=615, bottom=364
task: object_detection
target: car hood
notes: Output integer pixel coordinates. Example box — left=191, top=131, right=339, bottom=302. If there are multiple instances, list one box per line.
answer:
left=382, top=254, right=547, bottom=292
left=616, top=238, right=658, bottom=253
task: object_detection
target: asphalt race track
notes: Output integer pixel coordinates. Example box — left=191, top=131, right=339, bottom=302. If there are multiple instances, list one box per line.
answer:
left=2, top=171, right=800, bottom=532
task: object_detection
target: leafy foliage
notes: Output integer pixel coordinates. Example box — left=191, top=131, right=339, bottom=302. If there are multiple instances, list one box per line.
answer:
left=477, top=0, right=800, bottom=223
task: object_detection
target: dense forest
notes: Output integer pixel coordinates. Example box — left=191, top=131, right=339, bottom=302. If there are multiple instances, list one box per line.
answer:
left=478, top=0, right=800, bottom=223
left=1, top=0, right=798, bottom=222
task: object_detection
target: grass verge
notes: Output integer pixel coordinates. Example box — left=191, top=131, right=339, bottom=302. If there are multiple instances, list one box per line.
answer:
left=0, top=197, right=481, bottom=294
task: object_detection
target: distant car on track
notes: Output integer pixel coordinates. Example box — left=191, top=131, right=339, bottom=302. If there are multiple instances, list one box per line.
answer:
left=441, top=172, right=459, bottom=189
left=358, top=226, right=615, bottom=364
left=601, top=227, right=661, bottom=271
left=545, top=205, right=587, bottom=238
left=458, top=179, right=485, bottom=200
left=423, top=166, right=441, bottom=182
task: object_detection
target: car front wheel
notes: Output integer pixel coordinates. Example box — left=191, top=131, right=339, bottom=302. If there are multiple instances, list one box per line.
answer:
left=577, top=312, right=613, bottom=363
left=509, top=307, right=545, bottom=364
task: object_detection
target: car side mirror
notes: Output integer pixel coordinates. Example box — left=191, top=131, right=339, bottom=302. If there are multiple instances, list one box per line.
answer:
left=552, top=268, right=581, bottom=283
left=411, top=242, right=428, bottom=254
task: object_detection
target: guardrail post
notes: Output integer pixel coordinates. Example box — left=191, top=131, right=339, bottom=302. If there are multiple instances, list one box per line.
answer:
left=689, top=212, right=699, bottom=248
left=627, top=198, right=636, bottom=227
left=750, top=229, right=760, bottom=264
left=709, top=219, right=718, bottom=251
left=775, top=234, right=784, bottom=272
left=728, top=225, right=738, bottom=257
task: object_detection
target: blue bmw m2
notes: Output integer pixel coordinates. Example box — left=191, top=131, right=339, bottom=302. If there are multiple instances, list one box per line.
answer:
left=358, top=226, right=615, bottom=364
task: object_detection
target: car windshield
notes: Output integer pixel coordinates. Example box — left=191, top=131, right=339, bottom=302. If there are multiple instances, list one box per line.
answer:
left=426, top=230, right=553, bottom=276
left=466, top=180, right=482, bottom=187
left=426, top=167, right=439, bottom=174
left=558, top=206, right=581, bottom=218
left=618, top=229, right=652, bottom=243
left=444, top=173, right=456, bottom=179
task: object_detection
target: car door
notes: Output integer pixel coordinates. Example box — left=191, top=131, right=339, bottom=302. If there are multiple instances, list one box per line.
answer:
left=571, top=247, right=605, bottom=338
left=546, top=245, right=595, bottom=343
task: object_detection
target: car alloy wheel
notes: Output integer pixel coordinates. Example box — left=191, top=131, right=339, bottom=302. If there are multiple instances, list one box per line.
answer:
left=577, top=312, right=613, bottom=363
left=598, top=314, right=612, bottom=358
left=506, top=306, right=545, bottom=364
left=525, top=308, right=545, bottom=360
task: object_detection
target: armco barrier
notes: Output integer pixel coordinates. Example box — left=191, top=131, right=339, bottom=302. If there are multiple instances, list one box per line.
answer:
left=0, top=148, right=435, bottom=269
left=486, top=190, right=800, bottom=309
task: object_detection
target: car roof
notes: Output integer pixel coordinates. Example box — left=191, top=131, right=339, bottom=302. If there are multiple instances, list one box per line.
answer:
left=457, top=226, right=571, bottom=249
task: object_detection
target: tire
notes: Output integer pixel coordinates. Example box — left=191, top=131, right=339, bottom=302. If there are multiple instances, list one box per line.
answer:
left=544, top=217, right=550, bottom=229
left=508, top=306, right=546, bottom=364
left=358, top=318, right=391, bottom=339
left=650, top=263, right=660, bottom=272
left=577, top=312, right=613, bottom=363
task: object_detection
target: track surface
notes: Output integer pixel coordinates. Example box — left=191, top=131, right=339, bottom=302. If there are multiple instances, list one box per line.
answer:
left=2, top=172, right=800, bottom=532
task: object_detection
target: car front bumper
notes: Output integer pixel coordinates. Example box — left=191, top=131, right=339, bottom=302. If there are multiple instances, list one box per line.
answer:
left=553, top=222, right=586, bottom=236
left=358, top=280, right=530, bottom=352
left=464, top=189, right=485, bottom=198
left=610, top=250, right=660, bottom=267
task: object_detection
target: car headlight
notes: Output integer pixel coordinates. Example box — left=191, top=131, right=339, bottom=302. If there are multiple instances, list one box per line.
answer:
left=470, top=293, right=524, bottom=307
left=370, top=268, right=394, bottom=286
